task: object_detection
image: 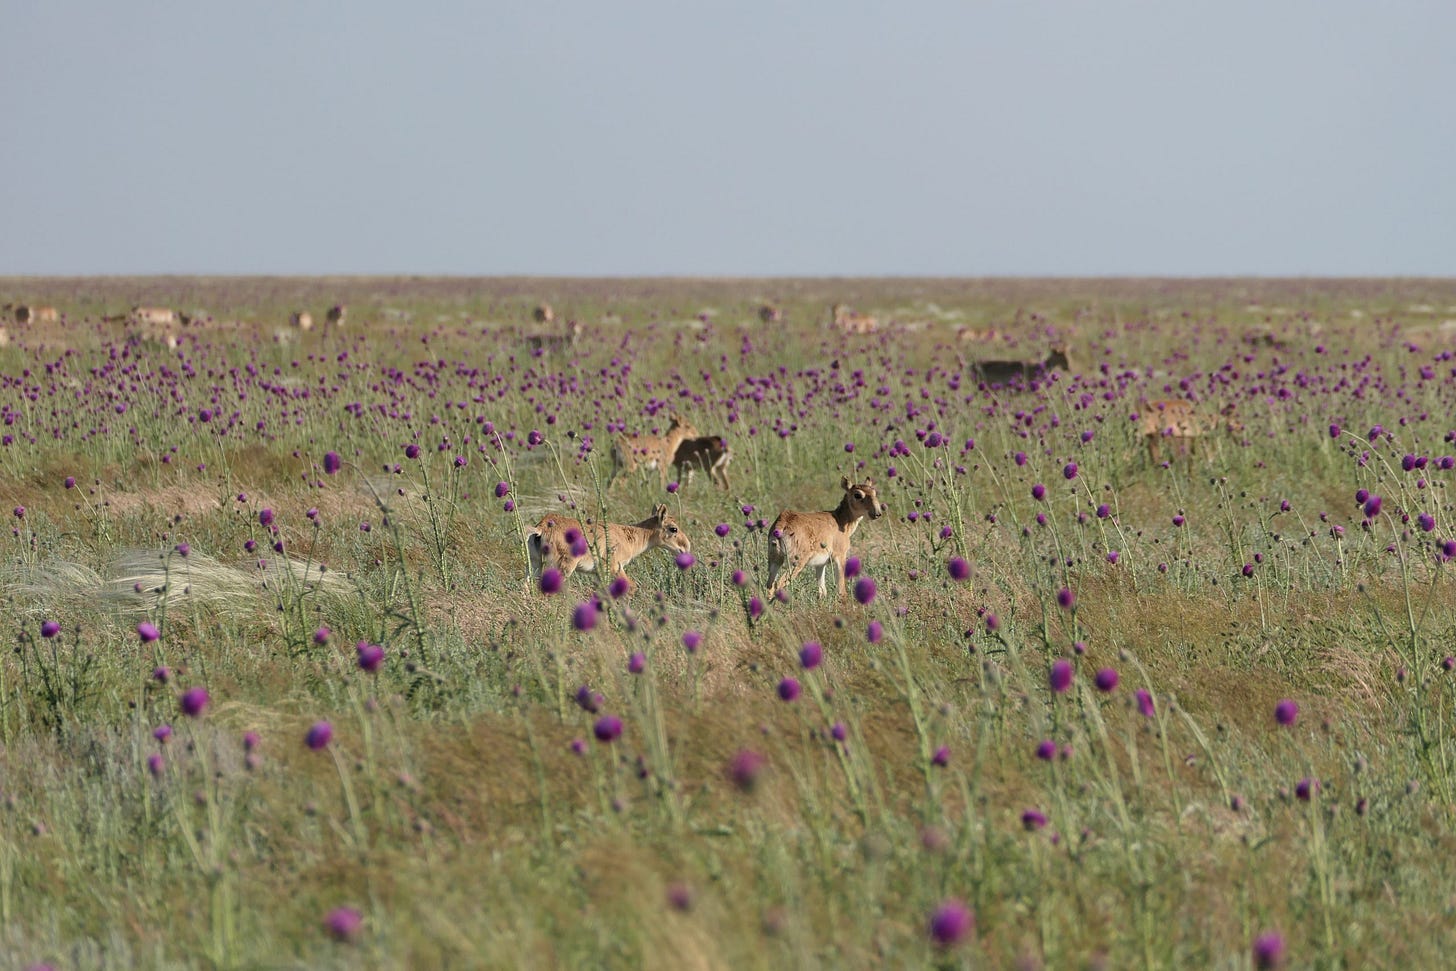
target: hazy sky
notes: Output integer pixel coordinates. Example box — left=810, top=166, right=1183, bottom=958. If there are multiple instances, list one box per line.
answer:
left=3, top=2, right=1452, bottom=276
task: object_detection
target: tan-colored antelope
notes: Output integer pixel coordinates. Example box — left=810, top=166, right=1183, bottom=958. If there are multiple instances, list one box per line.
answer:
left=832, top=304, right=878, bottom=335
left=1140, top=400, right=1244, bottom=467
left=131, top=306, right=176, bottom=327
left=758, top=304, right=782, bottom=324
left=971, top=343, right=1071, bottom=387
left=533, top=303, right=555, bottom=325
left=290, top=311, right=314, bottom=331
left=672, top=435, right=732, bottom=491
left=12, top=305, right=59, bottom=324
left=957, top=326, right=1002, bottom=345
left=766, top=476, right=887, bottom=598
left=525, top=319, right=583, bottom=354
left=326, top=304, right=347, bottom=327
left=609, top=414, right=699, bottom=489
left=527, top=503, right=691, bottom=583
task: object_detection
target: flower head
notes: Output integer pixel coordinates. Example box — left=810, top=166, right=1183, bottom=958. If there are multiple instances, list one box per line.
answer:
left=323, top=451, right=342, bottom=475
left=324, top=906, right=363, bottom=943
left=40, top=620, right=60, bottom=639
left=1049, top=659, right=1073, bottom=694
left=1252, top=931, right=1286, bottom=969
left=593, top=715, right=623, bottom=742
left=539, top=568, right=563, bottom=594
left=356, top=642, right=384, bottom=673
left=853, top=577, right=876, bottom=605
left=1274, top=698, right=1299, bottom=726
left=927, top=899, right=974, bottom=948
left=137, top=621, right=160, bottom=643
left=726, top=749, right=766, bottom=792
left=1094, top=668, right=1119, bottom=692
left=946, top=556, right=971, bottom=582
left=799, top=642, right=822, bottom=669
left=305, top=721, right=333, bottom=750
left=777, top=677, right=801, bottom=702
left=179, top=687, right=209, bottom=718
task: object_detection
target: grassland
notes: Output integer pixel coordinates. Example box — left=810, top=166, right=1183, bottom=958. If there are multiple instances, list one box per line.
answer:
left=1, top=276, right=1455, bottom=969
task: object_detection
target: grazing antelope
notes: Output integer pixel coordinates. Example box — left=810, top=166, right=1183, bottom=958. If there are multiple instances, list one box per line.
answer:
left=672, top=435, right=732, bottom=491
left=527, top=503, right=691, bottom=583
left=766, top=476, right=887, bottom=598
left=533, top=303, right=555, bottom=325
left=758, top=304, right=782, bottom=324
left=957, top=326, right=1002, bottom=345
left=832, top=304, right=878, bottom=335
left=971, top=343, right=1071, bottom=387
left=610, top=414, right=699, bottom=489
left=1140, top=400, right=1244, bottom=467
left=525, top=319, right=583, bottom=354
left=326, top=304, right=347, bottom=327
left=131, top=306, right=176, bottom=327
left=290, top=311, right=314, bottom=331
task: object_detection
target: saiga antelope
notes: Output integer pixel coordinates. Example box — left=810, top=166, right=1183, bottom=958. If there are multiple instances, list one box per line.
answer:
left=290, top=311, right=314, bottom=331
left=1141, top=400, right=1243, bottom=467
left=609, top=414, right=699, bottom=489
left=671, top=435, right=732, bottom=491
left=326, top=304, right=348, bottom=327
left=527, top=503, right=691, bottom=583
left=766, top=476, right=887, bottom=598
left=525, top=319, right=582, bottom=354
left=970, top=344, right=1071, bottom=387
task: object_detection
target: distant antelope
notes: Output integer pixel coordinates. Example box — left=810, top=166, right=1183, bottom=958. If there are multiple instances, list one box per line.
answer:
left=1140, top=400, right=1244, bottom=467
left=326, top=304, right=347, bottom=327
left=832, top=304, right=878, bottom=335
left=957, top=326, right=1002, bottom=345
left=525, top=319, right=583, bottom=354
left=527, top=503, right=692, bottom=584
left=290, top=311, right=314, bottom=331
left=12, top=305, right=59, bottom=324
left=610, top=414, right=699, bottom=489
left=672, top=435, right=732, bottom=491
left=758, top=304, right=782, bottom=324
left=766, top=476, right=887, bottom=598
left=533, top=303, right=555, bottom=325
left=131, top=306, right=176, bottom=327
left=971, top=343, right=1071, bottom=387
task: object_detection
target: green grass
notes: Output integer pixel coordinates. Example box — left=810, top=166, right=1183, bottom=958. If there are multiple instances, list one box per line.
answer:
left=0, top=276, right=1455, bottom=968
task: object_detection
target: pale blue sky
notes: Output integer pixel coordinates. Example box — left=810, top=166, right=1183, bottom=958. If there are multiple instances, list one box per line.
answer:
left=3, top=1, right=1452, bottom=276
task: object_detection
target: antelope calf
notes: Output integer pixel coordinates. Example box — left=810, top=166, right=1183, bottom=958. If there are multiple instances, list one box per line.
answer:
left=290, top=311, right=314, bottom=331
left=533, top=303, right=555, bottom=325
left=832, top=304, right=878, bottom=335
left=326, top=304, right=347, bottom=327
left=1140, top=400, right=1243, bottom=466
left=766, top=476, right=887, bottom=598
left=527, top=503, right=691, bottom=583
left=610, top=414, right=699, bottom=489
left=672, top=435, right=732, bottom=491
left=526, top=319, right=583, bottom=354
left=971, top=343, right=1071, bottom=387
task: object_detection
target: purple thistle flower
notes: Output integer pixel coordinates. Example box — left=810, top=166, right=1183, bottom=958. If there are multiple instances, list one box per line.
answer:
left=575, top=684, right=602, bottom=713
left=1063, top=462, right=1078, bottom=480
left=1014, top=451, right=1028, bottom=466
left=1295, top=777, right=1318, bottom=801
left=1107, top=551, right=1120, bottom=564
left=799, top=641, right=822, bottom=669
left=675, top=551, right=695, bottom=570
left=1136, top=689, right=1155, bottom=717
left=665, top=881, right=694, bottom=912
left=727, top=749, right=766, bottom=792
left=1418, top=513, right=1435, bottom=532
left=323, top=451, right=342, bottom=475
left=258, top=508, right=274, bottom=527
left=572, top=601, right=597, bottom=631
left=927, top=899, right=974, bottom=948
left=243, top=731, right=260, bottom=752
left=1093, top=668, right=1119, bottom=692
left=494, top=481, right=510, bottom=498
left=1031, top=483, right=1046, bottom=501
left=64, top=476, right=76, bottom=489
left=984, top=612, right=999, bottom=632
left=608, top=575, right=631, bottom=599
left=714, top=523, right=730, bottom=538
left=931, top=745, right=950, bottom=767
left=147, top=752, right=165, bottom=779
left=628, top=651, right=646, bottom=674
left=1049, top=659, right=1073, bottom=694
left=1252, top=931, right=1286, bottom=969
left=313, top=627, right=330, bottom=646
left=1274, top=698, right=1299, bottom=726
left=174, top=542, right=190, bottom=557
left=1035, top=739, right=1057, bottom=761
left=1363, top=495, right=1382, bottom=518
left=539, top=568, right=563, bottom=594
left=593, top=715, right=623, bottom=742
left=1172, top=514, right=1185, bottom=527
left=305, top=721, right=333, bottom=750
left=356, top=642, right=384, bottom=673
left=404, top=443, right=421, bottom=459
left=1021, top=808, right=1048, bottom=831
left=1055, top=587, right=1075, bottom=610
left=946, top=556, right=971, bottom=582
left=830, top=721, right=848, bottom=742
left=748, top=596, right=764, bottom=619
left=324, top=906, right=363, bottom=943
left=153, top=724, right=173, bottom=744
left=866, top=620, right=883, bottom=643
left=179, top=687, right=209, bottom=718
left=40, top=620, right=60, bottom=639
left=843, top=556, right=861, bottom=579
left=138, top=621, right=160, bottom=643
left=152, top=666, right=171, bottom=684
left=853, top=577, right=876, bottom=605
left=777, top=677, right=801, bottom=702
left=682, top=630, right=703, bottom=653
left=731, top=569, right=747, bottom=586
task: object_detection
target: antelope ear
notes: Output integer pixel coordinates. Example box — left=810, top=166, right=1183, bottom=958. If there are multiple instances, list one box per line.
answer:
left=654, top=503, right=668, bottom=520
left=863, top=477, right=875, bottom=487
left=841, top=474, right=852, bottom=490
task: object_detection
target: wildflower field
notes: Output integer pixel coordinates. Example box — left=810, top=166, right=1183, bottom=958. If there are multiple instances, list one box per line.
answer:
left=2, top=276, right=1456, bottom=969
